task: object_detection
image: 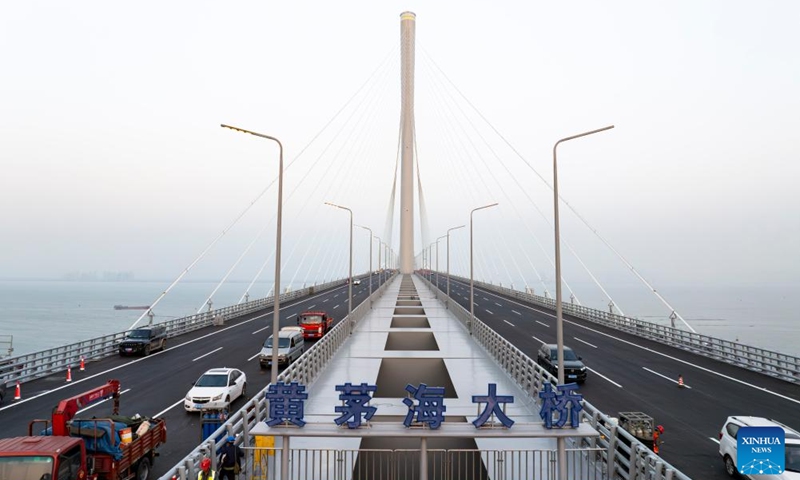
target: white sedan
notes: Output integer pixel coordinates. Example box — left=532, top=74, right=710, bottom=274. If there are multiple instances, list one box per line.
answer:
left=184, top=367, right=247, bottom=412
left=353, top=278, right=362, bottom=285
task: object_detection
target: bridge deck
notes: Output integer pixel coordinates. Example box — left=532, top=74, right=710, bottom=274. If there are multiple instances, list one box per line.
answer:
left=282, top=274, right=554, bottom=452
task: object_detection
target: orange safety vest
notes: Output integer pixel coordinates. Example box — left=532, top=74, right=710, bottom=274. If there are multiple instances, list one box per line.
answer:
left=653, top=430, right=661, bottom=454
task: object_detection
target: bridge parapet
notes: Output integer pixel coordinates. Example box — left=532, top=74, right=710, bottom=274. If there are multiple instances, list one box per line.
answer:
left=0, top=277, right=353, bottom=387
left=437, top=273, right=800, bottom=385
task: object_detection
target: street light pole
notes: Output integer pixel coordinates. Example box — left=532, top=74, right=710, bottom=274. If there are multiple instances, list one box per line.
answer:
left=553, top=124, right=613, bottom=480
left=355, top=224, right=374, bottom=306
left=446, top=225, right=465, bottom=308
left=470, top=203, right=498, bottom=335
left=435, top=235, right=447, bottom=293
left=325, top=202, right=354, bottom=333
left=221, top=123, right=284, bottom=386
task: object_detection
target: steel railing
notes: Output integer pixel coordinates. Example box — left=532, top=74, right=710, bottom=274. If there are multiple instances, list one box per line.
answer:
left=161, top=272, right=398, bottom=480
left=0, top=277, right=356, bottom=388
left=431, top=272, right=800, bottom=384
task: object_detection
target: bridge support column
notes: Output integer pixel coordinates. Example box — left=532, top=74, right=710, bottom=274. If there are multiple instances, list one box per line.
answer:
left=399, top=11, right=416, bottom=274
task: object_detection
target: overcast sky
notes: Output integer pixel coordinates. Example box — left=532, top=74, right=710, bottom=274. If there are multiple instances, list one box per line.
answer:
left=1, top=1, right=798, bottom=306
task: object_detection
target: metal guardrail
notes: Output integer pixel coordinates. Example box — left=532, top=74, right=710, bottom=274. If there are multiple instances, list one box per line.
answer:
left=161, top=273, right=398, bottom=480
left=418, top=274, right=692, bottom=480
left=435, top=272, right=800, bottom=384
left=0, top=278, right=353, bottom=388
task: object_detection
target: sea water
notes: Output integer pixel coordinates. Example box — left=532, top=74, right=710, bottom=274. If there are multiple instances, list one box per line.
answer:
left=0, top=279, right=798, bottom=358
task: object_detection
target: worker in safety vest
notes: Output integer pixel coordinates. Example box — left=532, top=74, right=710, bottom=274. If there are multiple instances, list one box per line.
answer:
left=653, top=424, right=664, bottom=454
left=197, top=458, right=215, bottom=480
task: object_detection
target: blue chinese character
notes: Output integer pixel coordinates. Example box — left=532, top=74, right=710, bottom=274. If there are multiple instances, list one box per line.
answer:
left=334, top=383, right=378, bottom=429
left=265, top=382, right=308, bottom=427
left=403, top=383, right=446, bottom=429
left=472, top=383, right=515, bottom=428
left=539, top=383, right=583, bottom=429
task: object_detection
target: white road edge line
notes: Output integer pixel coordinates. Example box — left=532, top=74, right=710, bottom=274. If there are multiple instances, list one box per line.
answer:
left=574, top=337, right=598, bottom=348
left=449, top=278, right=800, bottom=406
left=586, top=368, right=623, bottom=388
left=535, top=321, right=550, bottom=328
left=642, top=367, right=693, bottom=389
left=503, top=320, right=515, bottom=327
left=193, top=347, right=223, bottom=362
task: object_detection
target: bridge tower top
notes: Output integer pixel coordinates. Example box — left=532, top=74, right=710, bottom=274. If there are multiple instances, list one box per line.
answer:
left=399, top=11, right=416, bottom=274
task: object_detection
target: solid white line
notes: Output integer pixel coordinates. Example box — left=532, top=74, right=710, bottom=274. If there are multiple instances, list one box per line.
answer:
left=77, top=389, right=131, bottom=414
left=155, top=398, right=186, bottom=417
left=643, top=367, right=692, bottom=389
left=536, top=321, right=550, bottom=328
left=709, top=437, right=720, bottom=445
left=251, top=324, right=271, bottom=335
left=512, top=310, right=522, bottom=316
left=503, top=320, right=515, bottom=327
left=485, top=309, right=494, bottom=315
left=574, top=337, right=598, bottom=348
left=532, top=335, right=546, bottom=345
left=449, top=278, right=800, bottom=406
left=193, top=347, right=223, bottom=362
left=586, top=368, right=623, bottom=388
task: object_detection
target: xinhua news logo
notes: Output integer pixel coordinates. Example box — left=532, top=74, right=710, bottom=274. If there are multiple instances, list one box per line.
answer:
left=738, top=426, right=785, bottom=476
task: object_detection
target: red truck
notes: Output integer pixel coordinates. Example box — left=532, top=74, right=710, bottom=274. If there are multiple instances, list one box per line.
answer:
left=297, top=310, right=333, bottom=339
left=0, top=379, right=166, bottom=480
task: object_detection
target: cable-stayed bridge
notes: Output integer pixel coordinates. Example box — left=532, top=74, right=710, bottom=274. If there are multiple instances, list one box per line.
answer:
left=2, top=11, right=799, bottom=480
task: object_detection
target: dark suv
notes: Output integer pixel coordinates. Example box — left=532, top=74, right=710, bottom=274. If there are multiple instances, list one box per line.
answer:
left=118, top=325, right=167, bottom=356
left=537, top=343, right=587, bottom=383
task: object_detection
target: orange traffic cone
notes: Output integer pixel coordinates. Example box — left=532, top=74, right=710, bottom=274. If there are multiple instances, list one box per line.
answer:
left=677, top=374, right=685, bottom=388
left=14, top=381, right=21, bottom=400
left=80, top=356, right=85, bottom=371
left=66, top=365, right=72, bottom=382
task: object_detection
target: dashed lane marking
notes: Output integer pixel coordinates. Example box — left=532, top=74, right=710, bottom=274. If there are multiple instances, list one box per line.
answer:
left=586, top=368, right=623, bottom=388
left=574, top=337, right=598, bottom=348
left=535, top=321, right=550, bottom=328
left=512, top=310, right=522, bottom=316
left=503, top=320, right=515, bottom=327
left=643, top=367, right=692, bottom=389
left=193, top=347, right=223, bottom=362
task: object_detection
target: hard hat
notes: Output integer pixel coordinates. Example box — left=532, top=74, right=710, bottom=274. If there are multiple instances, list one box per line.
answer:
left=657, top=425, right=664, bottom=434
left=200, top=458, right=211, bottom=471
left=227, top=435, right=236, bottom=443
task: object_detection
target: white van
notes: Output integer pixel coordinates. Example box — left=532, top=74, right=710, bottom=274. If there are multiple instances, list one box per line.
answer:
left=259, top=327, right=304, bottom=369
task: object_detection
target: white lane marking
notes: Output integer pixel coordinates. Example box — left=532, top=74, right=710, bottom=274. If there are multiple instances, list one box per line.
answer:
left=77, top=389, right=131, bottom=414
left=485, top=309, right=494, bottom=315
left=248, top=351, right=261, bottom=362
left=709, top=437, right=720, bottom=445
left=474, top=302, right=480, bottom=307
left=193, top=347, right=223, bottom=362
left=308, top=305, right=316, bottom=309
left=155, top=398, right=186, bottom=417
left=536, top=321, right=550, bottom=328
left=323, top=299, right=329, bottom=303
left=643, top=367, right=693, bottom=389
left=334, top=304, right=340, bottom=309
left=532, top=335, right=546, bottom=344
left=448, top=278, right=800, bottom=406
left=287, top=313, right=296, bottom=318
left=483, top=297, right=489, bottom=301
left=512, top=310, right=522, bottom=316
left=251, top=324, right=271, bottom=335
left=503, top=320, right=515, bottom=327
left=574, top=337, right=598, bottom=348
left=586, top=368, right=623, bottom=388
left=495, top=302, right=502, bottom=307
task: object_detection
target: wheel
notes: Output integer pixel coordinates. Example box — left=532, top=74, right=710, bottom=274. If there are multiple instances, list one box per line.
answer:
left=136, top=457, right=151, bottom=480
left=724, top=455, right=738, bottom=477
left=144, top=345, right=151, bottom=356
left=161, top=339, right=167, bottom=351
left=241, top=383, right=247, bottom=400
left=225, top=395, right=231, bottom=410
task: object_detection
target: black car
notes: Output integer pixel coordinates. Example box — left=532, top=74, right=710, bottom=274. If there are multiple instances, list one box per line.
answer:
left=537, top=344, right=587, bottom=383
left=118, top=325, right=167, bottom=356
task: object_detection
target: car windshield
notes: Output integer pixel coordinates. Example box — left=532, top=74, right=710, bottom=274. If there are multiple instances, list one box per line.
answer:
left=300, top=315, right=323, bottom=325
left=0, top=456, right=54, bottom=479
left=550, top=348, right=579, bottom=361
left=265, top=338, right=291, bottom=348
left=787, top=445, right=800, bottom=472
left=127, top=330, right=151, bottom=339
left=195, top=374, right=228, bottom=387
